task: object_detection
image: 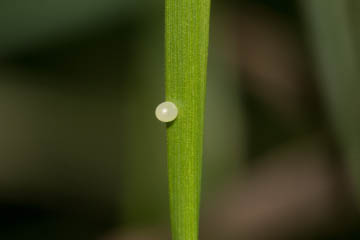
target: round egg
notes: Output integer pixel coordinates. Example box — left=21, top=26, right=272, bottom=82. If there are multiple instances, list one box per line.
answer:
left=155, top=101, right=178, bottom=123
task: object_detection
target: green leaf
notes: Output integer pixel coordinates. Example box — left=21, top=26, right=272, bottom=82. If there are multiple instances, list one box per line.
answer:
left=303, top=0, right=360, bottom=200
left=165, top=0, right=211, bottom=239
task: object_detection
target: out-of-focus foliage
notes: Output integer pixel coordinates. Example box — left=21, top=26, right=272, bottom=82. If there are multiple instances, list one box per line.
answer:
left=303, top=0, right=360, bottom=203
left=0, top=0, right=161, bottom=54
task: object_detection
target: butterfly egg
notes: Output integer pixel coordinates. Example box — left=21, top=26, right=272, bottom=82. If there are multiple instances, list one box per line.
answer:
left=155, top=101, right=178, bottom=123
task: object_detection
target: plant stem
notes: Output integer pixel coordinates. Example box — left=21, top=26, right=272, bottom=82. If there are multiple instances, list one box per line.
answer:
left=165, top=0, right=211, bottom=239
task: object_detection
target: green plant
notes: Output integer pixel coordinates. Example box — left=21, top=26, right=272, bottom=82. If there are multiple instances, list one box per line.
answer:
left=303, top=0, right=360, bottom=202
left=165, top=0, right=211, bottom=239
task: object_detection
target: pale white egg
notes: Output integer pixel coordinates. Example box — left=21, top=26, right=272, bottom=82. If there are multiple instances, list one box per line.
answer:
left=155, top=101, right=178, bottom=122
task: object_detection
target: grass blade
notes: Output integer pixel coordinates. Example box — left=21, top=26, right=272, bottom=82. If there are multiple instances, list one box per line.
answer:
left=165, top=0, right=211, bottom=239
left=302, top=0, right=360, bottom=200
